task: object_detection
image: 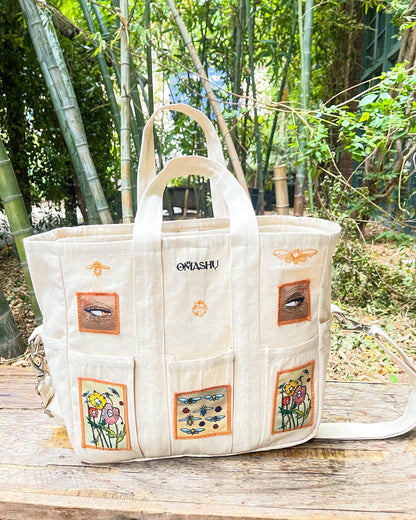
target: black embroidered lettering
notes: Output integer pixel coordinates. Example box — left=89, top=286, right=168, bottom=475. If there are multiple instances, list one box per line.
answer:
left=176, top=260, right=219, bottom=272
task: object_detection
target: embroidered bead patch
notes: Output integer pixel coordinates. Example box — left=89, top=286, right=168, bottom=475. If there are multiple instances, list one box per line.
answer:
left=79, top=378, right=131, bottom=450
left=77, top=292, right=120, bottom=334
left=273, top=249, right=318, bottom=265
left=174, top=385, right=231, bottom=439
left=272, top=360, right=315, bottom=434
left=85, top=261, right=111, bottom=277
left=277, top=280, right=311, bottom=325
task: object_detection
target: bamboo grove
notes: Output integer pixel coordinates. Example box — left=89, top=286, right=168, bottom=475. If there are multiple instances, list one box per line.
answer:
left=1, top=0, right=415, bottom=227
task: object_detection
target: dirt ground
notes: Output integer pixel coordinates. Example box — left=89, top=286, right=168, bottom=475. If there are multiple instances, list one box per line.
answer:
left=0, top=243, right=415, bottom=382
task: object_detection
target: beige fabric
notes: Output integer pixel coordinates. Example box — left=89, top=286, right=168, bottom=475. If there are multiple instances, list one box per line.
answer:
left=24, top=104, right=341, bottom=463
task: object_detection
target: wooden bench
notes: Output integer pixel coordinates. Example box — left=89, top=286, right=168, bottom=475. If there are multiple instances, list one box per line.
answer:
left=1, top=365, right=415, bottom=519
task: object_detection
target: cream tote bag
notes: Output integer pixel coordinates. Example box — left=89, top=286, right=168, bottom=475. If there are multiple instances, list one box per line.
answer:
left=24, top=104, right=416, bottom=463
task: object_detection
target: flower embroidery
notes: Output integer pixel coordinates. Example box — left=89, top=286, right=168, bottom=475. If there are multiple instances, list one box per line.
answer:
left=192, top=300, right=208, bottom=317
left=273, top=249, right=318, bottom=265
left=293, top=385, right=307, bottom=405
left=79, top=378, right=130, bottom=450
left=272, top=361, right=315, bottom=434
left=88, top=391, right=107, bottom=409
left=175, top=385, right=231, bottom=439
left=284, top=380, right=298, bottom=396
left=102, top=403, right=120, bottom=425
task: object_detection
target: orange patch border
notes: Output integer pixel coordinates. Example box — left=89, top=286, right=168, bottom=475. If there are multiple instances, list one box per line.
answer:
left=76, top=292, right=120, bottom=335
left=78, top=377, right=131, bottom=451
left=174, top=384, right=232, bottom=440
left=271, top=360, right=315, bottom=435
left=277, top=279, right=311, bottom=326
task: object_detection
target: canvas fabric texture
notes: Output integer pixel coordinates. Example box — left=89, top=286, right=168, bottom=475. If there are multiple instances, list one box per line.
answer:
left=25, top=104, right=342, bottom=463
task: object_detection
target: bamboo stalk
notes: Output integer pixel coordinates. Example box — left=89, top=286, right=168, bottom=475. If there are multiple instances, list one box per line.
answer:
left=0, top=138, right=41, bottom=324
left=145, top=0, right=154, bottom=115
left=0, top=287, right=26, bottom=360
left=79, top=0, right=121, bottom=138
left=166, top=0, right=250, bottom=198
left=19, top=0, right=113, bottom=224
left=119, top=0, right=134, bottom=223
left=245, top=0, right=264, bottom=214
left=273, top=164, right=289, bottom=215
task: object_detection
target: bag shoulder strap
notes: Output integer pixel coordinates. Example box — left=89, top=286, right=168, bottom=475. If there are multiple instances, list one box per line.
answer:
left=317, top=305, right=416, bottom=440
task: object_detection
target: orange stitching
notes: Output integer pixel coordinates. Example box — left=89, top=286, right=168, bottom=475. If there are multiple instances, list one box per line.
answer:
left=77, top=292, right=120, bottom=335
left=277, top=279, right=311, bottom=326
left=174, top=384, right=232, bottom=440
left=192, top=300, right=208, bottom=317
left=271, top=360, right=315, bottom=435
left=273, top=248, right=318, bottom=265
left=79, top=377, right=131, bottom=451
left=84, top=261, right=110, bottom=277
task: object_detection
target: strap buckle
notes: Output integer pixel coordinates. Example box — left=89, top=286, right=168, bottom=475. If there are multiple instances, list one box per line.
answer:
left=331, top=304, right=370, bottom=333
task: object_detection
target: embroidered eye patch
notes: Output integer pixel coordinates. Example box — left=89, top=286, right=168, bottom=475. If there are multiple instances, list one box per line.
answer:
left=277, top=280, right=311, bottom=325
left=77, top=292, right=120, bottom=334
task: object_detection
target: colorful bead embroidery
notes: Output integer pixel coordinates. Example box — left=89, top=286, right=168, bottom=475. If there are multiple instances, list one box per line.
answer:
left=272, top=361, right=315, bottom=434
left=277, top=279, right=311, bottom=325
left=77, top=292, right=120, bottom=334
left=79, top=378, right=131, bottom=450
left=84, top=261, right=111, bottom=277
left=174, top=385, right=231, bottom=439
left=192, top=300, right=208, bottom=317
left=273, top=249, right=318, bottom=265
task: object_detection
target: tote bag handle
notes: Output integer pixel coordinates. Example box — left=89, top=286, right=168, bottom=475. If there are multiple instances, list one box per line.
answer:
left=132, top=155, right=261, bottom=456
left=137, top=104, right=228, bottom=216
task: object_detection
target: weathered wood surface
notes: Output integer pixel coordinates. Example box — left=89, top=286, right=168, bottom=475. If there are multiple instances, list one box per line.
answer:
left=0, top=366, right=415, bottom=520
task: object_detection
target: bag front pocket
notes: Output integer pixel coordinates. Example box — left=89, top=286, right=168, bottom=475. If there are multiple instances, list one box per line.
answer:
left=167, top=350, right=234, bottom=457
left=68, top=351, right=143, bottom=463
left=261, top=336, right=321, bottom=449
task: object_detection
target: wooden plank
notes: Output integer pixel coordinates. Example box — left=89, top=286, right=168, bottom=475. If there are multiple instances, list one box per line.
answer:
left=0, top=366, right=415, bottom=519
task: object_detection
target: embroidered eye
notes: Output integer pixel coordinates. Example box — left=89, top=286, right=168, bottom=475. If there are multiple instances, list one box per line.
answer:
left=85, top=306, right=112, bottom=317
left=278, top=280, right=311, bottom=325
left=284, top=294, right=305, bottom=308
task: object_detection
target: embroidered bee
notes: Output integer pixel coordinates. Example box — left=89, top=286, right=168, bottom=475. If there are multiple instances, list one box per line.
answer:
left=85, top=261, right=111, bottom=277
left=180, top=428, right=205, bottom=435
left=178, top=414, right=202, bottom=426
left=178, top=396, right=202, bottom=405
left=206, top=415, right=225, bottom=422
left=272, top=249, right=318, bottom=265
left=194, top=404, right=213, bottom=416
left=205, top=393, right=224, bottom=401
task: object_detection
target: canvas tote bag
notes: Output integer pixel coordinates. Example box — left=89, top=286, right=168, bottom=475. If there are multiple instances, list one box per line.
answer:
left=24, top=104, right=416, bottom=463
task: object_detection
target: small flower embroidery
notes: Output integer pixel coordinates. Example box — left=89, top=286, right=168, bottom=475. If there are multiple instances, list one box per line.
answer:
left=273, top=249, right=318, bottom=265
left=88, top=391, right=106, bottom=410
left=284, top=380, right=298, bottom=396
left=85, top=261, right=110, bottom=277
left=102, top=403, right=120, bottom=425
left=293, top=385, right=307, bottom=406
left=192, top=300, right=208, bottom=317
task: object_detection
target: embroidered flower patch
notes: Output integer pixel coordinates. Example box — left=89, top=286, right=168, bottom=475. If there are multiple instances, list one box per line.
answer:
left=77, top=292, right=120, bottom=334
left=272, top=361, right=315, bottom=434
left=79, top=378, right=130, bottom=450
left=174, top=385, right=231, bottom=439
